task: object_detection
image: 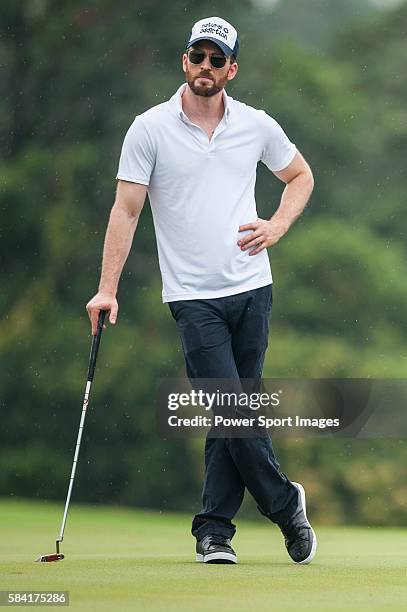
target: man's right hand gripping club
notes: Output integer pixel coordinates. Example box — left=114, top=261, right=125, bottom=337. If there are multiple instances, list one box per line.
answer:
left=86, top=294, right=119, bottom=336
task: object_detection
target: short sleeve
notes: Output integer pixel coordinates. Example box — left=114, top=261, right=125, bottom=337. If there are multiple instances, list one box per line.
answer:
left=116, top=117, right=155, bottom=185
left=258, top=111, right=297, bottom=172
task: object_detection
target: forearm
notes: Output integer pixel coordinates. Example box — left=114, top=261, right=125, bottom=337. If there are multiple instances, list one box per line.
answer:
left=98, top=204, right=139, bottom=296
left=270, top=171, right=314, bottom=237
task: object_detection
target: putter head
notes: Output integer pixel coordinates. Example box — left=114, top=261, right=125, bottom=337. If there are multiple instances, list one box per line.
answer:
left=35, top=537, right=64, bottom=562
left=35, top=553, right=64, bottom=562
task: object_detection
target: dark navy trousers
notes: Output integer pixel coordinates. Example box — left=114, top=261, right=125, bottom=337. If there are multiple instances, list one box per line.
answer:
left=168, top=284, right=298, bottom=541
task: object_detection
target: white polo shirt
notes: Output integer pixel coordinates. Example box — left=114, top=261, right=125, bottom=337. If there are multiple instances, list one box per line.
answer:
left=116, top=83, right=296, bottom=303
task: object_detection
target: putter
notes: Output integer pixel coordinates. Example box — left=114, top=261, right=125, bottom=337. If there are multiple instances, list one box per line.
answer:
left=35, top=310, right=107, bottom=562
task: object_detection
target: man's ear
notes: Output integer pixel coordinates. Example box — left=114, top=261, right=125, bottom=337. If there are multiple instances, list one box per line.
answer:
left=182, top=52, right=187, bottom=74
left=228, top=62, right=238, bottom=81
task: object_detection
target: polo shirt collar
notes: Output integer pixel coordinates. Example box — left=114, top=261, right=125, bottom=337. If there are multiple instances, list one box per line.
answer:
left=173, top=83, right=231, bottom=123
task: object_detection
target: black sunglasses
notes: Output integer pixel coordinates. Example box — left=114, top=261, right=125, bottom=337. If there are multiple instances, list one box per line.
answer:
left=188, top=49, right=228, bottom=69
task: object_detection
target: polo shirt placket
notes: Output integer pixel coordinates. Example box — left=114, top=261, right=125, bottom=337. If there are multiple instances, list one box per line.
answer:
left=178, top=97, right=229, bottom=159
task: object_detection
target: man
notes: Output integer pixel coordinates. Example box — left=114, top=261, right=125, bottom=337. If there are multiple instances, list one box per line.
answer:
left=86, top=16, right=316, bottom=565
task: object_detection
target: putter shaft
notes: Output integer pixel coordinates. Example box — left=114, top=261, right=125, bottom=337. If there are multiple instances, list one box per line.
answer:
left=35, top=311, right=106, bottom=562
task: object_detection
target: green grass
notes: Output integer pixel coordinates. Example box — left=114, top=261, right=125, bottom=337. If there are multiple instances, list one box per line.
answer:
left=0, top=499, right=406, bottom=611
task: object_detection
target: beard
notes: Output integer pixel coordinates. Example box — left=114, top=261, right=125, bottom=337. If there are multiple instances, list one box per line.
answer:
left=186, top=68, right=228, bottom=97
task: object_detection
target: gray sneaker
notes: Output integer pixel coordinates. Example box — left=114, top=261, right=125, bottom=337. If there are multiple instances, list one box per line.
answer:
left=196, top=535, right=237, bottom=564
left=278, top=482, right=317, bottom=564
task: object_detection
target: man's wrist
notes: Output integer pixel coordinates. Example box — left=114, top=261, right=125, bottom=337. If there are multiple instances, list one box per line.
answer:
left=268, top=217, right=290, bottom=238
left=97, top=286, right=117, bottom=297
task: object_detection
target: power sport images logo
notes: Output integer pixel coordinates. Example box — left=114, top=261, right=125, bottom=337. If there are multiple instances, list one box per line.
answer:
left=199, top=22, right=229, bottom=41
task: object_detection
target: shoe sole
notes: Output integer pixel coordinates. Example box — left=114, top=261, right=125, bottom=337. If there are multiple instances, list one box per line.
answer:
left=291, top=482, right=317, bottom=565
left=196, top=552, right=237, bottom=564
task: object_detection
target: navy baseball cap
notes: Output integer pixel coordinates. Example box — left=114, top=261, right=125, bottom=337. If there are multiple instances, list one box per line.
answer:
left=186, top=17, right=239, bottom=58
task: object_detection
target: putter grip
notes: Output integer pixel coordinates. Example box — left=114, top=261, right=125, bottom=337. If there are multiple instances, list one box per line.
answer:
left=87, top=310, right=107, bottom=382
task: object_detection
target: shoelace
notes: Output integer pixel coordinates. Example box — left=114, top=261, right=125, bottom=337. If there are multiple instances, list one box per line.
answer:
left=281, top=524, right=311, bottom=544
left=207, top=535, right=230, bottom=547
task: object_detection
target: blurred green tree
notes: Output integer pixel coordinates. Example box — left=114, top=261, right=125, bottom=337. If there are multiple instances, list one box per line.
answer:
left=0, top=0, right=406, bottom=525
